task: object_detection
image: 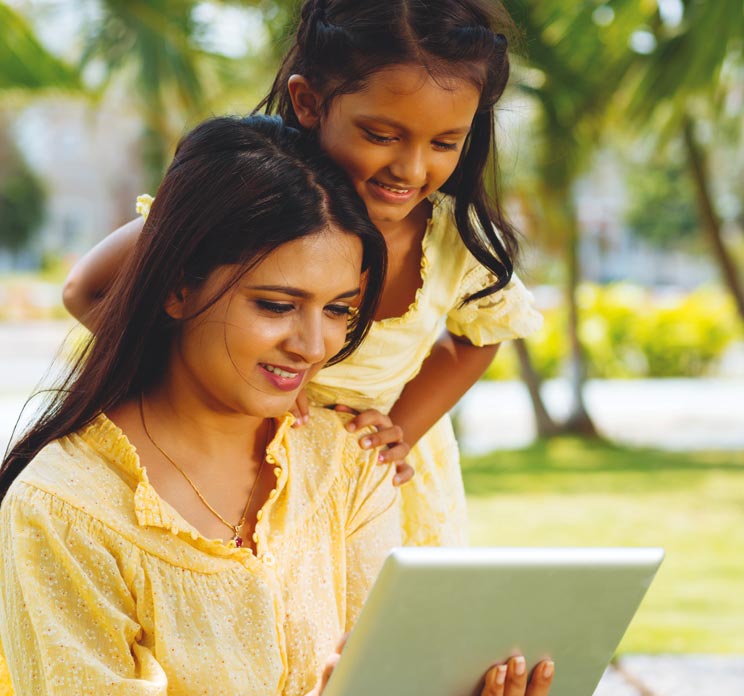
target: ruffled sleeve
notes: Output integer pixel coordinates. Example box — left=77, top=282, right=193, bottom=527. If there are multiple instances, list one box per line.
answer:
left=445, top=265, right=543, bottom=347
left=135, top=194, right=154, bottom=220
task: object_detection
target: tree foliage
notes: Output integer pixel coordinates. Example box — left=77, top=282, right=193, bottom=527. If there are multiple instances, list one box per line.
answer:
left=0, top=128, right=46, bottom=253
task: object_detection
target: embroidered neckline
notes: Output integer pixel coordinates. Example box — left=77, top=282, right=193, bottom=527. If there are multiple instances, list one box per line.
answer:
left=373, top=193, right=447, bottom=329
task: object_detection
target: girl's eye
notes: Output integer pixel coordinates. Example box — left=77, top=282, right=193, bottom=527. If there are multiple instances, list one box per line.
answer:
left=256, top=300, right=294, bottom=314
left=363, top=129, right=396, bottom=144
left=325, top=304, right=353, bottom=318
left=433, top=141, right=459, bottom=152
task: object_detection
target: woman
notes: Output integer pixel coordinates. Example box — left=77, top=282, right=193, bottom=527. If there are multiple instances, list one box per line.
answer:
left=0, top=116, right=553, bottom=696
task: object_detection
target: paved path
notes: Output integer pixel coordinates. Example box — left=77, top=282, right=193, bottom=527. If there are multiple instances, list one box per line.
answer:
left=597, top=656, right=744, bottom=695
left=1, top=321, right=743, bottom=694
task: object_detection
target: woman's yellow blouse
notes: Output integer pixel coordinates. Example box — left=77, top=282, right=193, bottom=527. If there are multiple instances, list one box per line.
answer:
left=0, top=408, right=400, bottom=696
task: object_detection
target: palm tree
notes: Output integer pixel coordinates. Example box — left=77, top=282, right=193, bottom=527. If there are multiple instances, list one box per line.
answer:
left=78, top=0, right=212, bottom=185
left=621, top=0, right=744, bottom=326
left=0, top=2, right=79, bottom=91
left=506, top=0, right=645, bottom=436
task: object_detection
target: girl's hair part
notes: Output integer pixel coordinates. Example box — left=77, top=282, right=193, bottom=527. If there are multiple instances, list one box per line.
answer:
left=257, top=0, right=520, bottom=300
left=0, top=115, right=386, bottom=500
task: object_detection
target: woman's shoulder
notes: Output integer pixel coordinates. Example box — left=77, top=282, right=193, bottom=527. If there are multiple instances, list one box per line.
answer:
left=2, top=418, right=140, bottom=537
left=287, top=406, right=361, bottom=464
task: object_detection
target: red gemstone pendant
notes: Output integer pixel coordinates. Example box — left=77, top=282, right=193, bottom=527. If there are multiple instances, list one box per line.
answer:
left=234, top=536, right=243, bottom=548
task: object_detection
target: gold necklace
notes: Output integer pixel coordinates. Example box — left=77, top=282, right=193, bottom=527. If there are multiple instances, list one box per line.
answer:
left=139, top=395, right=271, bottom=548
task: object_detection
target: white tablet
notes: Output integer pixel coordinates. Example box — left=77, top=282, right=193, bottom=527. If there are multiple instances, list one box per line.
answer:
left=324, top=547, right=664, bottom=696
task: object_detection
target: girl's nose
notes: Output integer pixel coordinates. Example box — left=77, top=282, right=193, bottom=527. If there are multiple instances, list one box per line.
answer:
left=388, top=145, right=427, bottom=187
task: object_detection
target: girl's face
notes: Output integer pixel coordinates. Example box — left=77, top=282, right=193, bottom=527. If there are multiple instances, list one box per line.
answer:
left=165, top=229, right=362, bottom=418
left=292, top=64, right=481, bottom=229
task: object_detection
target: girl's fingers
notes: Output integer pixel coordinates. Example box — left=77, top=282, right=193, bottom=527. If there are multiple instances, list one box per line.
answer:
left=340, top=409, right=413, bottom=484
left=333, top=403, right=358, bottom=415
left=292, top=390, right=311, bottom=427
left=393, top=462, right=415, bottom=486
left=345, top=408, right=387, bottom=434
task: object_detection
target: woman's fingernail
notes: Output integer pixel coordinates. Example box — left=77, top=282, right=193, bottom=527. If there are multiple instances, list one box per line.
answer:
left=542, top=660, right=554, bottom=679
left=377, top=453, right=386, bottom=462
left=496, top=665, right=507, bottom=685
left=360, top=437, right=371, bottom=448
left=513, top=656, right=526, bottom=676
left=346, top=423, right=356, bottom=432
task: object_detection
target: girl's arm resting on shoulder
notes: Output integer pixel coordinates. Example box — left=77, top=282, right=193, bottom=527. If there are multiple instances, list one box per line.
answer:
left=0, top=491, right=167, bottom=694
left=63, top=216, right=145, bottom=330
left=385, top=332, right=499, bottom=449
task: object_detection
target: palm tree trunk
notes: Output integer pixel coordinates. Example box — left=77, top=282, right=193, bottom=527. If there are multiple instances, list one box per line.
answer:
left=560, top=198, right=599, bottom=437
left=682, top=116, right=744, bottom=326
left=513, top=339, right=560, bottom=437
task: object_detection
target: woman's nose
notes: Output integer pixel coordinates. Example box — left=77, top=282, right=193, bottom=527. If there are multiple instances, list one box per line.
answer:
left=286, top=314, right=326, bottom=364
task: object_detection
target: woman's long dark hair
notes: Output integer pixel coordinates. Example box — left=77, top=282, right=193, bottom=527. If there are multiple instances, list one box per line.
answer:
left=257, top=0, right=520, bottom=300
left=0, top=115, right=386, bottom=501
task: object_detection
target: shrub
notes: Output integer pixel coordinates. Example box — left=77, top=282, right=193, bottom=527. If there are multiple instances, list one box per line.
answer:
left=484, top=284, right=742, bottom=380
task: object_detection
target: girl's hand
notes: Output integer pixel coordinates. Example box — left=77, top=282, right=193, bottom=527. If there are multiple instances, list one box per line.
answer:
left=304, top=634, right=348, bottom=696
left=338, top=406, right=414, bottom=486
left=481, top=656, right=555, bottom=696
left=291, top=389, right=311, bottom=427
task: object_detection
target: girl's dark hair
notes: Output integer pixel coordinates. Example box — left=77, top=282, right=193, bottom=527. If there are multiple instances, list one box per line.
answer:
left=257, top=0, right=519, bottom=300
left=0, top=115, right=386, bottom=500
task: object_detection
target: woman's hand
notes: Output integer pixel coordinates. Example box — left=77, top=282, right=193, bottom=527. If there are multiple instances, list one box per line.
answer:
left=304, top=635, right=348, bottom=696
left=481, top=656, right=554, bottom=696
left=340, top=406, right=413, bottom=486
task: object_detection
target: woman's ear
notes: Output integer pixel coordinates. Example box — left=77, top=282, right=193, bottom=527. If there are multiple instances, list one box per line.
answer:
left=164, top=286, right=188, bottom=320
left=288, top=74, right=323, bottom=129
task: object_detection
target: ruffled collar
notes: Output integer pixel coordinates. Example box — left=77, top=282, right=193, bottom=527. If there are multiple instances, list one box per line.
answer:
left=373, top=192, right=448, bottom=328
left=79, top=412, right=294, bottom=555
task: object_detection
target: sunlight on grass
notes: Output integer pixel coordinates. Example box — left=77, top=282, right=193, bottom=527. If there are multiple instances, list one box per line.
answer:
left=463, top=439, right=744, bottom=654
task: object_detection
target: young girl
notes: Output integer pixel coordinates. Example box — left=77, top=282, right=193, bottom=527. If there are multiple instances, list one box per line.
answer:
left=0, top=116, right=553, bottom=696
left=62, top=0, right=543, bottom=547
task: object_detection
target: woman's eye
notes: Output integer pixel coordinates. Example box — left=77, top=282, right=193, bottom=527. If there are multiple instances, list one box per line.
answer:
left=256, top=300, right=293, bottom=314
left=325, top=304, right=352, bottom=318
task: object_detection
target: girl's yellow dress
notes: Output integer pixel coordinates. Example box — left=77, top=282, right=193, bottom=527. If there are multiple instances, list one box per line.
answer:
left=0, top=408, right=400, bottom=695
left=307, top=193, right=543, bottom=546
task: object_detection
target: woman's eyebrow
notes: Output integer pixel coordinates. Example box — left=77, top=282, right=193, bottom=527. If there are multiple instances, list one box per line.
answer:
left=244, top=285, right=361, bottom=300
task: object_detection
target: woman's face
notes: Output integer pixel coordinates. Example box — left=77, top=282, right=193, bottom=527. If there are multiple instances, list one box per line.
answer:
left=293, top=64, right=481, bottom=229
left=166, top=229, right=363, bottom=418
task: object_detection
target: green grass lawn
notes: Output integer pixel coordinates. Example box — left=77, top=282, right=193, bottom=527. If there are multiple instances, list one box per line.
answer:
left=462, top=438, right=744, bottom=654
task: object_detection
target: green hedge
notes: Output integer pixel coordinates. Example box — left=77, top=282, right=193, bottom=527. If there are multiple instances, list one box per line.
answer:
left=485, top=284, right=742, bottom=380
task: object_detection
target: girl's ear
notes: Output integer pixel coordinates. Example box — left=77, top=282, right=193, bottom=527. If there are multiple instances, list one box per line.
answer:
left=164, top=286, right=189, bottom=320
left=288, top=74, right=323, bottom=129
